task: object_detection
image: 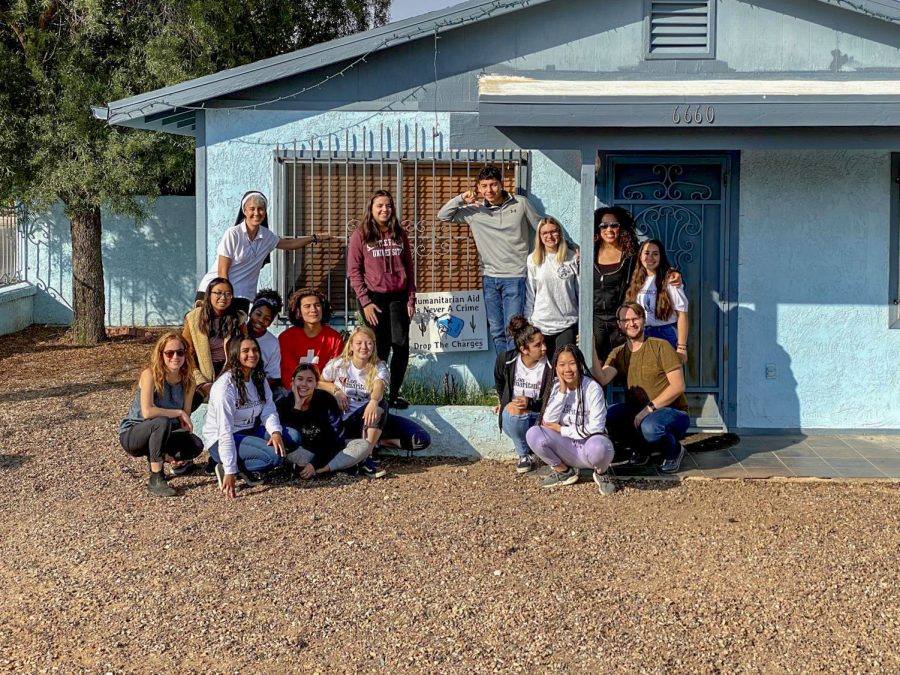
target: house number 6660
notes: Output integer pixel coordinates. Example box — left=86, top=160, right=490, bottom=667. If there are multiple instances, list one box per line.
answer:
left=672, top=105, right=715, bottom=124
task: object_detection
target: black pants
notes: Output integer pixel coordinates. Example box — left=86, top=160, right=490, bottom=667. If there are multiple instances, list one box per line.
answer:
left=361, top=291, right=410, bottom=400
left=593, top=317, right=624, bottom=364
left=542, top=323, right=578, bottom=361
left=195, top=291, right=250, bottom=314
left=120, top=418, right=204, bottom=465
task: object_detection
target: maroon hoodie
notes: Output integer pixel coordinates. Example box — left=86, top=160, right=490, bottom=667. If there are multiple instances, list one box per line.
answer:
left=347, top=227, right=416, bottom=308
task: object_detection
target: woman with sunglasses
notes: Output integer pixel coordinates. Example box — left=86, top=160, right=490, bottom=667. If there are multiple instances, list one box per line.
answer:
left=525, top=215, right=579, bottom=358
left=119, top=332, right=204, bottom=497
left=593, top=207, right=682, bottom=362
left=182, top=277, right=247, bottom=410
left=196, top=190, right=332, bottom=313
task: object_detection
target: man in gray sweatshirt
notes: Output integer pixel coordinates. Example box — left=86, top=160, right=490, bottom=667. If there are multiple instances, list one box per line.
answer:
left=437, top=165, right=541, bottom=353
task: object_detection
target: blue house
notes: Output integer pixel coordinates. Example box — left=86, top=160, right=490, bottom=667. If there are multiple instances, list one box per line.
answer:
left=95, top=0, right=900, bottom=433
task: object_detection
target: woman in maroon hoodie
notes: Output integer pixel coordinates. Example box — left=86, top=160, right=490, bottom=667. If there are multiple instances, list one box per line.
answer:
left=347, top=190, right=416, bottom=409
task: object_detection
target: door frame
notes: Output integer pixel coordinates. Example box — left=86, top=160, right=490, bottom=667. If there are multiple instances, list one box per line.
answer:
left=596, top=150, right=740, bottom=430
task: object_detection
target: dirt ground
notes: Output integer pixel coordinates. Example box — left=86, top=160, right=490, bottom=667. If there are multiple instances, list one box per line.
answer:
left=0, top=327, right=897, bottom=674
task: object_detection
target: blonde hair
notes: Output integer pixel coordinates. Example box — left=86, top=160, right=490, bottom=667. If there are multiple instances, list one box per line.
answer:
left=531, top=216, right=568, bottom=266
left=148, top=332, right=195, bottom=396
left=335, top=326, right=382, bottom=392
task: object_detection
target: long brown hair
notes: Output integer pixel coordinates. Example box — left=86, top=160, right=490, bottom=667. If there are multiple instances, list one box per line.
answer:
left=148, top=332, right=195, bottom=396
left=625, top=239, right=675, bottom=322
left=199, top=277, right=244, bottom=339
left=359, top=190, right=403, bottom=244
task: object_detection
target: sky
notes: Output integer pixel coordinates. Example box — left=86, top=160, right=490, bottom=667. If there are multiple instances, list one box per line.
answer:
left=389, top=0, right=460, bottom=22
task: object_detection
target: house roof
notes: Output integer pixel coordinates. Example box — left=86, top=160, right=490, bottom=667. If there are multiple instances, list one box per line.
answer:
left=94, top=0, right=900, bottom=134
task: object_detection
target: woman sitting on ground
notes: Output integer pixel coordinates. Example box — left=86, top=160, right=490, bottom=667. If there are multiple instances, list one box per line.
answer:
left=278, top=364, right=373, bottom=479
left=320, top=326, right=432, bottom=478
left=247, top=288, right=284, bottom=392
left=525, top=215, right=579, bottom=358
left=525, top=344, right=616, bottom=496
left=494, top=315, right=551, bottom=475
left=278, top=288, right=344, bottom=391
left=203, top=336, right=285, bottom=498
left=119, top=332, right=204, bottom=497
left=183, top=277, right=247, bottom=410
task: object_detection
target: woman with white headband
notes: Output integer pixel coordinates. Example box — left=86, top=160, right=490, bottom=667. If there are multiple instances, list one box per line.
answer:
left=196, top=190, right=332, bottom=313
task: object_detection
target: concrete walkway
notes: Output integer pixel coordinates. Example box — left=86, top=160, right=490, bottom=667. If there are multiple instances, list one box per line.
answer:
left=609, top=434, right=900, bottom=480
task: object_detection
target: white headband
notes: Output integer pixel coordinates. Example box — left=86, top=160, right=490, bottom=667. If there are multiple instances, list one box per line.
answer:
left=241, top=191, right=268, bottom=209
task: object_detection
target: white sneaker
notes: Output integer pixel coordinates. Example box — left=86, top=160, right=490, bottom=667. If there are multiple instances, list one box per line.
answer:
left=214, top=463, right=225, bottom=490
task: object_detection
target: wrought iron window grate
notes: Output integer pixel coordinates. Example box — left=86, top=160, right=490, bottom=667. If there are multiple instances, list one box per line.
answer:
left=0, top=206, right=23, bottom=287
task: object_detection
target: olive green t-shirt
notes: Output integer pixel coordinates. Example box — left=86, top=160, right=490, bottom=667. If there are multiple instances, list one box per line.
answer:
left=605, top=338, right=689, bottom=412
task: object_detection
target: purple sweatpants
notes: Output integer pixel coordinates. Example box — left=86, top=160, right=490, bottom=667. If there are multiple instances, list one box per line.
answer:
left=525, top=426, right=614, bottom=472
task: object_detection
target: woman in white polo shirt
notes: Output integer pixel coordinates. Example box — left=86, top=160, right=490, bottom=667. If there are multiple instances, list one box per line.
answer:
left=196, top=190, right=332, bottom=313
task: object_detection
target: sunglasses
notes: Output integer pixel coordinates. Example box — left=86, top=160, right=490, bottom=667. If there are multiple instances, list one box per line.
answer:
left=599, top=222, right=620, bottom=230
left=163, top=349, right=186, bottom=358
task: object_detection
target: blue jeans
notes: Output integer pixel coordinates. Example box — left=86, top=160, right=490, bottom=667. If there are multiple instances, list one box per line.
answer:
left=644, top=323, right=678, bottom=350
left=606, top=403, right=689, bottom=461
left=208, top=425, right=283, bottom=473
left=483, top=275, right=526, bottom=354
left=501, top=410, right=540, bottom=458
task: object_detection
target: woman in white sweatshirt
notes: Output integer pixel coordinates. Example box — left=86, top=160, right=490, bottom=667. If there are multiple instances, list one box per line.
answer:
left=525, top=216, right=579, bottom=359
left=203, top=336, right=285, bottom=498
left=525, top=344, right=616, bottom=496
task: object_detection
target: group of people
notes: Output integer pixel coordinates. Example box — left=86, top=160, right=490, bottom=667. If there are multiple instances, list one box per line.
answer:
left=119, top=166, right=693, bottom=499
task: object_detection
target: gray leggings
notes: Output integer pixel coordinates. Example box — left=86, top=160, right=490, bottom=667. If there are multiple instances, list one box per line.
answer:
left=286, top=438, right=371, bottom=473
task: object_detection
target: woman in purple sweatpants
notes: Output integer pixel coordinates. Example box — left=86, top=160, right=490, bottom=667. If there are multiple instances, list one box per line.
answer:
left=526, top=344, right=616, bottom=496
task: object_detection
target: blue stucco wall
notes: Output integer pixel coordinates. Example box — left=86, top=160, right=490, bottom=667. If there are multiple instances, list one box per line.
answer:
left=0, top=282, right=36, bottom=335
left=204, top=110, right=582, bottom=388
left=23, top=197, right=196, bottom=326
left=737, top=150, right=900, bottom=429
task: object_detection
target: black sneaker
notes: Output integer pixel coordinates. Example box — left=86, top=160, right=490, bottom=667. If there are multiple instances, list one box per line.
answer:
left=539, top=466, right=579, bottom=489
left=389, top=396, right=410, bottom=410
left=171, top=461, right=193, bottom=476
left=239, top=468, right=264, bottom=487
left=629, top=451, right=650, bottom=467
left=516, top=455, right=534, bottom=474
left=204, top=458, right=217, bottom=476
left=360, top=457, right=387, bottom=479
left=148, top=471, right=176, bottom=497
left=660, top=444, right=686, bottom=473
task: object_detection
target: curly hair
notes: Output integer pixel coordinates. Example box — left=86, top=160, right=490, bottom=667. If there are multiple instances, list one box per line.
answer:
left=624, top=239, right=676, bottom=322
left=251, top=288, right=283, bottom=317
left=287, top=287, right=331, bottom=328
left=594, top=206, right=638, bottom=258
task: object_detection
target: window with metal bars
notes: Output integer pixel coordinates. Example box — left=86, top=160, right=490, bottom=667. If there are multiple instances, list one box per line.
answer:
left=645, top=0, right=716, bottom=60
left=274, top=150, right=528, bottom=320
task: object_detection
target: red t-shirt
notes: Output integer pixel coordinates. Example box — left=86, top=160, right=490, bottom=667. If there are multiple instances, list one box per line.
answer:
left=278, top=325, right=345, bottom=386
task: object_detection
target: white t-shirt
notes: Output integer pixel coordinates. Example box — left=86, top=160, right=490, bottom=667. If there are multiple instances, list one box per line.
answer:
left=542, top=378, right=607, bottom=440
left=197, top=222, right=281, bottom=300
left=321, top=357, right=389, bottom=418
left=636, top=275, right=689, bottom=327
left=512, top=355, right=547, bottom=401
left=255, top=330, right=281, bottom=381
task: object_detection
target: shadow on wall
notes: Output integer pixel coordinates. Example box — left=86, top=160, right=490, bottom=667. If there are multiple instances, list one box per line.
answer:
left=23, top=197, right=196, bottom=326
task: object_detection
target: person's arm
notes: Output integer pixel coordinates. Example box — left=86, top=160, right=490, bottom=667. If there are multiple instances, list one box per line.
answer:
left=278, top=331, right=295, bottom=392
left=591, top=340, right=618, bottom=386
left=363, top=377, right=386, bottom=427
left=437, top=194, right=476, bottom=223
left=319, top=360, right=349, bottom=410
left=276, top=234, right=333, bottom=251
left=213, top=383, right=239, bottom=477
left=675, top=311, right=689, bottom=364
left=493, top=352, right=506, bottom=407
left=260, top=380, right=285, bottom=457
left=181, top=380, right=196, bottom=432
left=401, top=231, right=417, bottom=312
left=215, top=228, right=238, bottom=279
left=524, top=259, right=537, bottom=319
left=264, top=337, right=283, bottom=389
left=346, top=231, right=374, bottom=310
left=633, top=366, right=686, bottom=428
left=216, top=255, right=231, bottom=279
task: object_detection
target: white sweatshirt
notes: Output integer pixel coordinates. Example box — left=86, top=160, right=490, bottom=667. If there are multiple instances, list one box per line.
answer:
left=542, top=378, right=607, bottom=440
left=203, top=372, right=282, bottom=475
left=525, top=250, right=579, bottom=335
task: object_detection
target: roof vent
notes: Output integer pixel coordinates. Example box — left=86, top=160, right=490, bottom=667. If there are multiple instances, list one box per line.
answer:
left=646, top=0, right=716, bottom=59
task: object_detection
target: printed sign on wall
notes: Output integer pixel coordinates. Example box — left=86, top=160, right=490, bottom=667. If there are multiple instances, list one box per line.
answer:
left=410, top=291, right=488, bottom=353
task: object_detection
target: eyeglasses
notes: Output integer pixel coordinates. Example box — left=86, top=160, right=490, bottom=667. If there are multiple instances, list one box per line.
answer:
left=210, top=291, right=233, bottom=299
left=599, top=222, right=620, bottom=230
left=163, top=349, right=186, bottom=358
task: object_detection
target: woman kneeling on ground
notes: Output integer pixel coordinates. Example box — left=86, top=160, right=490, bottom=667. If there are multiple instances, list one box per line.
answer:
left=525, top=344, right=616, bottom=496
left=320, top=326, right=431, bottom=479
left=119, top=332, right=204, bottom=497
left=278, top=364, right=372, bottom=478
left=494, top=315, right=551, bottom=475
left=203, top=337, right=285, bottom=498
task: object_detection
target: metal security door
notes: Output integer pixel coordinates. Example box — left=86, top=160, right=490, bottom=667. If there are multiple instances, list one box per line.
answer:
left=602, top=154, right=734, bottom=428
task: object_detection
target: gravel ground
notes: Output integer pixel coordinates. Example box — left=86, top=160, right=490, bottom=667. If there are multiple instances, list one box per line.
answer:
left=0, top=327, right=898, bottom=673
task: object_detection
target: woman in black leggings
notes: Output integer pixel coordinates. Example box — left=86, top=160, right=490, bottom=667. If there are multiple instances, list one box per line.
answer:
left=347, top=190, right=416, bottom=409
